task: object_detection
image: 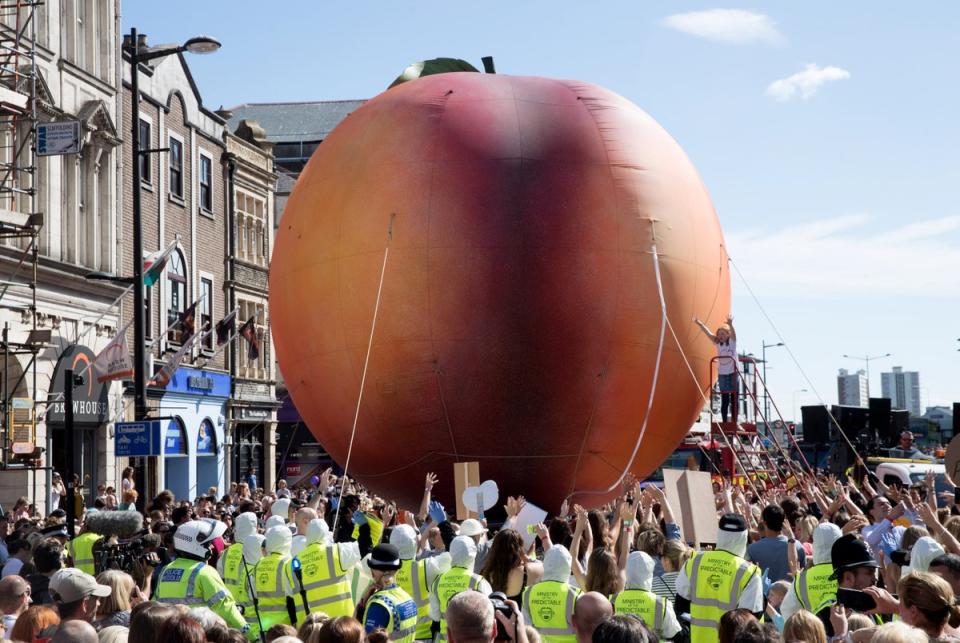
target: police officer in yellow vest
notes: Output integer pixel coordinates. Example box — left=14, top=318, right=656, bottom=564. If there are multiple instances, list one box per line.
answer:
left=612, top=551, right=681, bottom=640
left=430, top=536, right=492, bottom=642
left=813, top=533, right=894, bottom=637
left=240, top=533, right=267, bottom=632
left=217, top=512, right=259, bottom=604
left=253, top=525, right=304, bottom=630
left=361, top=544, right=419, bottom=643
left=155, top=519, right=251, bottom=637
left=391, top=524, right=451, bottom=641
left=780, top=522, right=841, bottom=620
left=522, top=544, right=581, bottom=643
left=297, top=518, right=361, bottom=618
left=66, top=525, right=102, bottom=576
left=675, top=514, right=763, bottom=643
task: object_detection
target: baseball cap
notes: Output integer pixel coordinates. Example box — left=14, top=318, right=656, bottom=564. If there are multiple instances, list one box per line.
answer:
left=718, top=513, right=747, bottom=533
left=459, top=518, right=486, bottom=537
left=49, top=568, right=111, bottom=603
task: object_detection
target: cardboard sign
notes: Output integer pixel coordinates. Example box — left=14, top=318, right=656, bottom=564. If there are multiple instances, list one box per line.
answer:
left=663, top=468, right=716, bottom=547
left=945, top=434, right=960, bottom=482
left=453, top=461, right=480, bottom=520
left=514, top=500, right=548, bottom=551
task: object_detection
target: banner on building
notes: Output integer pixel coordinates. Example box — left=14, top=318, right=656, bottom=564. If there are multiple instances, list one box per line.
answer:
left=92, top=319, right=134, bottom=383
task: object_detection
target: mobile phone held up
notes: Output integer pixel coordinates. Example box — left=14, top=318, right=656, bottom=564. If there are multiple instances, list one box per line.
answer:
left=835, top=588, right=877, bottom=613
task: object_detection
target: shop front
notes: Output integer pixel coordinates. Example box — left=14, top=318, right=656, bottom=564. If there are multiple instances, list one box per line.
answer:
left=47, top=344, right=112, bottom=509
left=152, top=367, right=230, bottom=500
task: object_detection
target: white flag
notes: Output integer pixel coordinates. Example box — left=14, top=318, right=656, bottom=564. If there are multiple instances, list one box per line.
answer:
left=93, top=319, right=134, bottom=383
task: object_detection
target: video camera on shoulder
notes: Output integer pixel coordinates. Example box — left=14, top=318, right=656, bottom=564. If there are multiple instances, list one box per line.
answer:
left=489, top=592, right=515, bottom=641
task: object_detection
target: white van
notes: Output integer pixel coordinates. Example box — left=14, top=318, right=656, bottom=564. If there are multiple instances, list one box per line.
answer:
left=874, top=460, right=950, bottom=497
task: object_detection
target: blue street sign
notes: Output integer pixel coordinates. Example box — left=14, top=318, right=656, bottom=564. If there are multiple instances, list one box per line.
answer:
left=115, top=420, right=162, bottom=456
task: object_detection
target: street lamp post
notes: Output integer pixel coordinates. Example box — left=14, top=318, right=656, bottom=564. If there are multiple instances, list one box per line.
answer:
left=122, top=29, right=220, bottom=420
left=761, top=340, right=784, bottom=423
left=842, top=352, right=891, bottom=400
left=792, top=388, right=808, bottom=424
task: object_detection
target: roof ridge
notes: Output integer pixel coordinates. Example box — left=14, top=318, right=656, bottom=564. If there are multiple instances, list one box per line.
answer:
left=227, top=99, right=367, bottom=109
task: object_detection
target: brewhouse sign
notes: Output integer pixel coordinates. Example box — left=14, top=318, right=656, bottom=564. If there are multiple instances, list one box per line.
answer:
left=47, top=345, right=110, bottom=424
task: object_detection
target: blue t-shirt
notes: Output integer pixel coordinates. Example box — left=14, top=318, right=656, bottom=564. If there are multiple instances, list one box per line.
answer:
left=747, top=535, right=806, bottom=583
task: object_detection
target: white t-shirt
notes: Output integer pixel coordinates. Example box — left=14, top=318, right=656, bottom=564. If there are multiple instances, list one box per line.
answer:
left=717, top=339, right=737, bottom=375
left=49, top=489, right=60, bottom=512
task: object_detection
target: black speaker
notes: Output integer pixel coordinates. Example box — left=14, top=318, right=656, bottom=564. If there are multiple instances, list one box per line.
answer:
left=870, top=397, right=894, bottom=444
left=891, top=409, right=910, bottom=434
left=833, top=405, right=870, bottom=437
left=954, top=403, right=959, bottom=437
left=801, top=405, right=831, bottom=444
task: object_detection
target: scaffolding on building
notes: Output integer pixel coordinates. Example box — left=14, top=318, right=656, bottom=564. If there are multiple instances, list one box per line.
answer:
left=0, top=0, right=45, bottom=478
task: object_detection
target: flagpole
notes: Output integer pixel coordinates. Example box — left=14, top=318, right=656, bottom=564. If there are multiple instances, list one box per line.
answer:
left=72, top=282, right=135, bottom=345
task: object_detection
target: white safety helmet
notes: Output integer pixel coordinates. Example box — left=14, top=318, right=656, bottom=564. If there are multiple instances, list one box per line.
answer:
left=243, top=534, right=266, bottom=565
left=173, top=519, right=227, bottom=559
left=265, top=525, right=293, bottom=555
left=306, top=518, right=329, bottom=545
left=265, top=515, right=286, bottom=531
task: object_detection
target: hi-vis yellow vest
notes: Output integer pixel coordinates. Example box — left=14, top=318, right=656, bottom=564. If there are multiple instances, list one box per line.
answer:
left=793, top=563, right=837, bottom=613
left=353, top=514, right=384, bottom=546
left=395, top=558, right=432, bottom=640
left=434, top=567, right=485, bottom=642
left=155, top=558, right=249, bottom=635
left=221, top=544, right=252, bottom=605
left=68, top=532, right=102, bottom=576
left=684, top=550, right=758, bottom=643
left=364, top=585, right=418, bottom=643
left=611, top=589, right=668, bottom=637
left=523, top=580, right=581, bottom=643
left=297, top=543, right=354, bottom=618
left=254, top=553, right=300, bottom=629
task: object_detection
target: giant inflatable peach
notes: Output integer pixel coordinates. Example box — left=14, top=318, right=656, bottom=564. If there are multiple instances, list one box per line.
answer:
left=270, top=72, right=730, bottom=509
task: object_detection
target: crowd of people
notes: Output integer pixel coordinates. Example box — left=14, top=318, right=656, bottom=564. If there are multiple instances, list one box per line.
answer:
left=1, top=461, right=960, bottom=643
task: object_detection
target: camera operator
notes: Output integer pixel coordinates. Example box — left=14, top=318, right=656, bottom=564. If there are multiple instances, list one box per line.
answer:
left=445, top=590, right=529, bottom=643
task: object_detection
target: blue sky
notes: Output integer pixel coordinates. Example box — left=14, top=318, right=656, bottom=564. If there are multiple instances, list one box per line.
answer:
left=124, top=2, right=960, bottom=419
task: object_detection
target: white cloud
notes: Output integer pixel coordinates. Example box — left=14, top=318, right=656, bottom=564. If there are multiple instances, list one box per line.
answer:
left=726, top=215, right=960, bottom=298
left=766, top=64, right=850, bottom=101
left=661, top=9, right=784, bottom=45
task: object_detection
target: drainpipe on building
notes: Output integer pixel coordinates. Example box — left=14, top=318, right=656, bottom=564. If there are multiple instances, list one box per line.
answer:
left=226, top=157, right=237, bottom=486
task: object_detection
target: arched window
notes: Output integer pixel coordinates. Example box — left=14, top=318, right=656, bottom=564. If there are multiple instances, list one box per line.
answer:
left=167, top=249, right=187, bottom=343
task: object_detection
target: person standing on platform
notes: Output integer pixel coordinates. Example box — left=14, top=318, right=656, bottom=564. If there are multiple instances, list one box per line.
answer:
left=695, top=314, right=738, bottom=423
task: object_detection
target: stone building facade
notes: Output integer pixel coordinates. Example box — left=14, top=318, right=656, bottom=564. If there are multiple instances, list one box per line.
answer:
left=0, top=0, right=124, bottom=512
left=223, top=120, right=277, bottom=492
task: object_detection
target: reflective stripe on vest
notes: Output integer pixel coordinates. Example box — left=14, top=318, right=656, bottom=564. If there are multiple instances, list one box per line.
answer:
left=685, top=550, right=758, bottom=643
left=297, top=543, right=353, bottom=617
left=523, top=581, right=580, bottom=643
left=365, top=586, right=418, bottom=643
left=611, top=589, right=666, bottom=635
left=795, top=563, right=837, bottom=612
left=254, top=553, right=295, bottom=628
left=156, top=560, right=206, bottom=605
left=435, top=567, right=484, bottom=642
left=396, top=558, right=432, bottom=640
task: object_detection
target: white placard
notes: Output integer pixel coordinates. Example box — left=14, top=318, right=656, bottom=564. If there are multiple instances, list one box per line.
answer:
left=463, top=480, right=499, bottom=515
left=514, top=501, right=548, bottom=550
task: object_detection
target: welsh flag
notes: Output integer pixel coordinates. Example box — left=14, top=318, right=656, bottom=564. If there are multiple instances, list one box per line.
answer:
left=143, top=241, right=177, bottom=287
